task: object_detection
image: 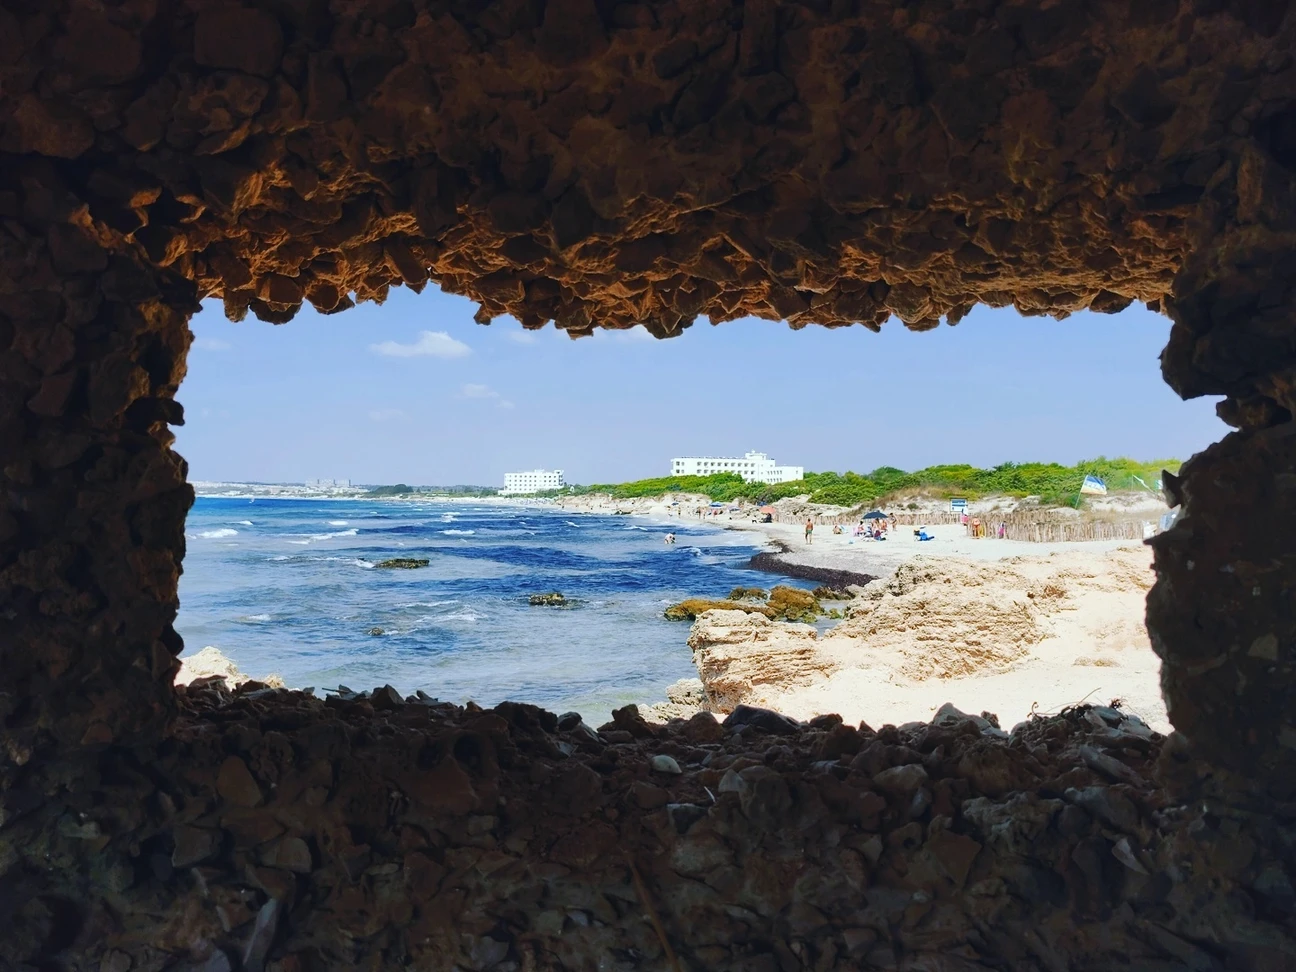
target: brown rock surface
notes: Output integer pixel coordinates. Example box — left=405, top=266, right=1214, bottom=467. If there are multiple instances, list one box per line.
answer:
left=0, top=685, right=1292, bottom=970
left=0, top=0, right=1285, bottom=363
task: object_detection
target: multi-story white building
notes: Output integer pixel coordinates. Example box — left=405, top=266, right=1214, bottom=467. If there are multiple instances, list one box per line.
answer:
left=501, top=468, right=566, bottom=495
left=670, top=451, right=804, bottom=484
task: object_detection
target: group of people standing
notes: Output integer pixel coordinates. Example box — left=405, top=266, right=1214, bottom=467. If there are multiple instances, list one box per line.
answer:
left=961, top=513, right=1007, bottom=539
left=805, top=516, right=892, bottom=543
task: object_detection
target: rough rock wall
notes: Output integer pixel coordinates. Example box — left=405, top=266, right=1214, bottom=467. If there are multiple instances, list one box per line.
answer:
left=0, top=182, right=195, bottom=760
left=1148, top=45, right=1296, bottom=779
left=0, top=0, right=1290, bottom=338
left=1, top=1, right=1295, bottom=964
left=4, top=682, right=1296, bottom=971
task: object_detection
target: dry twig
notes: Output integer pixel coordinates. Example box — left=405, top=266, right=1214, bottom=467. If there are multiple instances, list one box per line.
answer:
left=627, top=858, right=684, bottom=972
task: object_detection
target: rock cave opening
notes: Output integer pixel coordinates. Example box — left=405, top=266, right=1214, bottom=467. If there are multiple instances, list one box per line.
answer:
left=1, top=1, right=1294, bottom=968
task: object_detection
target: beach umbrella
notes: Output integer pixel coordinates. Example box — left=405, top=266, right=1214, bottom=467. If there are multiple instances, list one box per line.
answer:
left=862, top=510, right=888, bottom=520
left=759, top=505, right=776, bottom=514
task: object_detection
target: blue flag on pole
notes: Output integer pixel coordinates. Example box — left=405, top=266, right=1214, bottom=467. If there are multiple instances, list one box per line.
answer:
left=1080, top=475, right=1108, bottom=496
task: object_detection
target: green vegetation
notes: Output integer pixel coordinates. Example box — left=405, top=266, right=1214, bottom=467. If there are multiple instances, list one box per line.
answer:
left=571, top=457, right=1178, bottom=509
left=367, top=484, right=415, bottom=496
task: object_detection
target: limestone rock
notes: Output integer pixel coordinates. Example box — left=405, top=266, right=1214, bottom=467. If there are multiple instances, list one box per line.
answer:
left=687, top=610, right=833, bottom=711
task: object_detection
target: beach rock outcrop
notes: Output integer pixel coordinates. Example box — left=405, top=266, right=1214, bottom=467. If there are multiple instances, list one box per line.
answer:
left=668, top=584, right=823, bottom=622
left=528, top=591, right=568, bottom=606
left=688, top=609, right=833, bottom=712
left=827, top=558, right=1048, bottom=680
left=374, top=558, right=431, bottom=569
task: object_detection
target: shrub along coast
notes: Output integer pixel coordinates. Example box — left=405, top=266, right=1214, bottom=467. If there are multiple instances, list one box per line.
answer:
left=567, top=457, right=1178, bottom=509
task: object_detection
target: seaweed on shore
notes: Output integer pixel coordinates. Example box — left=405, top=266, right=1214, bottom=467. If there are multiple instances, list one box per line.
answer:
left=745, top=551, right=877, bottom=590
left=665, top=585, right=824, bottom=623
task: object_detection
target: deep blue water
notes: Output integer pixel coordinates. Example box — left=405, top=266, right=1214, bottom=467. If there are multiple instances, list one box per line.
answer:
left=176, top=497, right=803, bottom=717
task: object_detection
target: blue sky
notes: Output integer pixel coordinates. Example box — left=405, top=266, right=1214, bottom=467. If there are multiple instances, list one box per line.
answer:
left=176, top=286, right=1227, bottom=486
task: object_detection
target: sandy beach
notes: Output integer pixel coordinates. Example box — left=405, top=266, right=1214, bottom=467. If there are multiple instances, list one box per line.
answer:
left=558, top=492, right=1169, bottom=733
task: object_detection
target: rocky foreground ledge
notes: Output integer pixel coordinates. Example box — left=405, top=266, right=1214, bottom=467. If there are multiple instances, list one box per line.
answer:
left=3, top=675, right=1293, bottom=970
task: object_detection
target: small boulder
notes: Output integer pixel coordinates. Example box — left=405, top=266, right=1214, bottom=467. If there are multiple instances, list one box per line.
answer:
left=259, top=836, right=312, bottom=874
left=375, top=558, right=430, bottom=569
left=873, top=763, right=929, bottom=797
left=368, top=627, right=384, bottom=636
left=649, top=754, right=682, bottom=775
left=722, top=704, right=801, bottom=735
left=667, top=803, right=709, bottom=834
left=556, top=711, right=583, bottom=731
left=216, top=756, right=262, bottom=808
left=172, top=825, right=221, bottom=868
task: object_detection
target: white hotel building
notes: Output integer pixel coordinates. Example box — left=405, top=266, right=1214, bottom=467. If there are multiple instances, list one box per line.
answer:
left=501, top=468, right=566, bottom=495
left=670, top=451, right=804, bottom=484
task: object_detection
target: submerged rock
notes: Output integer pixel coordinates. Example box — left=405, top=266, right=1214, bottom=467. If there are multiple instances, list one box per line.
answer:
left=528, top=592, right=569, bottom=606
left=665, top=597, right=770, bottom=621
left=375, top=558, right=431, bottom=569
left=766, top=585, right=822, bottom=623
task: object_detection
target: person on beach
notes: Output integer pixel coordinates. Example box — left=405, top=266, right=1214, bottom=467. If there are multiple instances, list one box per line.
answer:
left=805, top=518, right=814, bottom=544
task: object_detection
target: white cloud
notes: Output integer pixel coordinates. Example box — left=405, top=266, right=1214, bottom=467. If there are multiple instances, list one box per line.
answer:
left=368, top=408, right=407, bottom=422
left=506, top=331, right=539, bottom=345
left=459, top=383, right=515, bottom=410
left=593, top=325, right=657, bottom=343
left=370, top=330, right=471, bottom=358
left=193, top=337, right=231, bottom=351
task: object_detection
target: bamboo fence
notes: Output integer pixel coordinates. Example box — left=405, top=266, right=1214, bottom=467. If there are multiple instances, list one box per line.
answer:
left=764, top=507, right=1155, bottom=543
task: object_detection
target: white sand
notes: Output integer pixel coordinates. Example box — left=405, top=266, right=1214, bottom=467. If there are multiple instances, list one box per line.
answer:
left=748, top=546, right=1168, bottom=733
left=562, top=493, right=1170, bottom=734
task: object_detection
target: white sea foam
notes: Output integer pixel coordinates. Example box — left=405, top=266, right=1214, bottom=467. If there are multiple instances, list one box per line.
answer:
left=327, top=520, right=349, bottom=526
left=287, top=540, right=311, bottom=545
left=566, top=521, right=579, bottom=527
left=442, top=529, right=475, bottom=536
left=400, top=599, right=459, bottom=609
left=237, top=520, right=254, bottom=526
left=440, top=611, right=481, bottom=623
left=270, top=555, right=289, bottom=561
left=288, top=529, right=360, bottom=543
left=197, top=528, right=239, bottom=539
left=239, top=614, right=272, bottom=623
